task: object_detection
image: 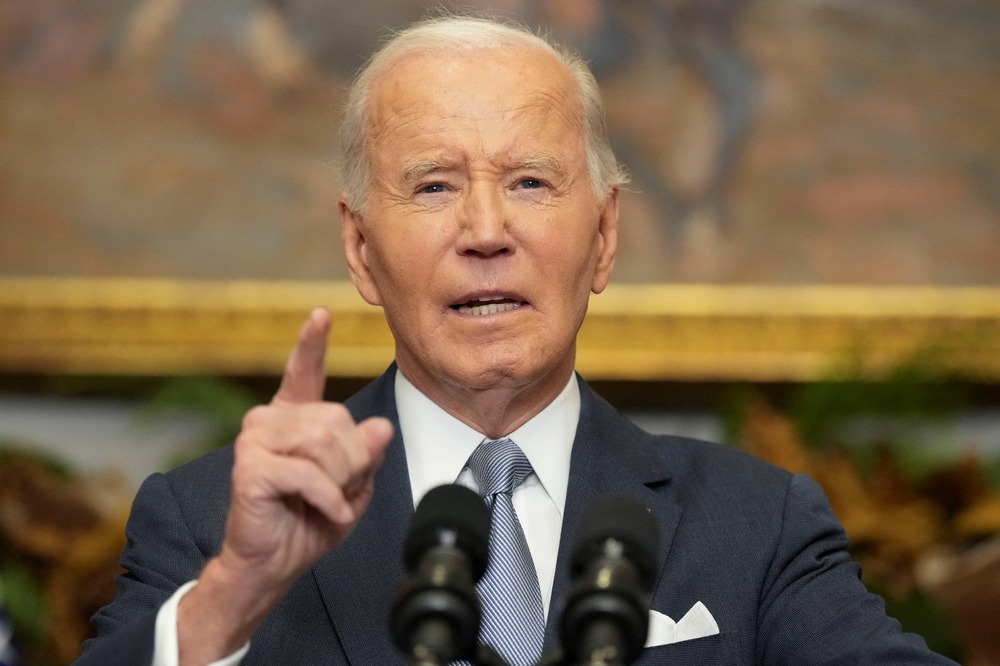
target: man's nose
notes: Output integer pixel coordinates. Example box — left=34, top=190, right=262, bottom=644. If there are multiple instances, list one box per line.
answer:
left=455, top=182, right=513, bottom=257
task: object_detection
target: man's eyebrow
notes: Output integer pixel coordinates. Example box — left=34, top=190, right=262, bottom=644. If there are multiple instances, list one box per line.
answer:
left=510, top=154, right=566, bottom=176
left=400, top=154, right=567, bottom=183
left=401, top=160, right=450, bottom=184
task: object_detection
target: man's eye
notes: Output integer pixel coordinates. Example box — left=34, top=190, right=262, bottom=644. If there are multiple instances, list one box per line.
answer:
left=517, top=178, right=544, bottom=190
left=419, top=183, right=447, bottom=194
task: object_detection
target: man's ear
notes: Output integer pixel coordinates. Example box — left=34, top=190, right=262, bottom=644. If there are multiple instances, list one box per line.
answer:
left=340, top=199, right=383, bottom=306
left=591, top=186, right=619, bottom=294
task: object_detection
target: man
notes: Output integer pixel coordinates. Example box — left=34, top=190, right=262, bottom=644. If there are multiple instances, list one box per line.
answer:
left=76, top=15, right=955, bottom=666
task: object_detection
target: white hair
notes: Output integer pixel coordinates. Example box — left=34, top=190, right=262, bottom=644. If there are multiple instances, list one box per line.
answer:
left=339, top=14, right=628, bottom=213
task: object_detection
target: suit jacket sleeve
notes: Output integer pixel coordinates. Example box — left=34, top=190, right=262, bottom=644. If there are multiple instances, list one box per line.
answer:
left=74, top=456, right=226, bottom=665
left=756, top=473, right=955, bottom=664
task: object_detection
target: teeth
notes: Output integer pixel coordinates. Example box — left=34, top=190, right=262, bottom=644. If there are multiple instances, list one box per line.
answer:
left=458, top=301, right=521, bottom=316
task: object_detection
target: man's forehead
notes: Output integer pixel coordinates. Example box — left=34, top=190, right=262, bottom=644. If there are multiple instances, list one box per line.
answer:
left=369, top=46, right=578, bottom=118
left=366, top=47, right=583, bottom=158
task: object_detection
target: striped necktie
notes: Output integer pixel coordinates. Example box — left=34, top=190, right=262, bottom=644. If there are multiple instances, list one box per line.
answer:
left=464, top=438, right=545, bottom=666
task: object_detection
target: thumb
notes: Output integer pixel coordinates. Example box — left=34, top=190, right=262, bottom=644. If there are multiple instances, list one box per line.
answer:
left=273, top=307, right=330, bottom=404
left=358, top=416, right=394, bottom=459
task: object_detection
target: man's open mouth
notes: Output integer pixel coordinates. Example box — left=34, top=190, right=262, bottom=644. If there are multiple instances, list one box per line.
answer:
left=452, top=295, right=524, bottom=316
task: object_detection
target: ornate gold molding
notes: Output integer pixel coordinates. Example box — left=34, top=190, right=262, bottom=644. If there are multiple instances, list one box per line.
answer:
left=2, top=277, right=999, bottom=381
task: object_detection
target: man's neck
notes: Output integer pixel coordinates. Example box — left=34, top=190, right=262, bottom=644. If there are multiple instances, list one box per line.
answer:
left=395, top=358, right=575, bottom=439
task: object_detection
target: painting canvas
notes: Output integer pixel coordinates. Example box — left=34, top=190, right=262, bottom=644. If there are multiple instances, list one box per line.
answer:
left=2, top=0, right=996, bottom=285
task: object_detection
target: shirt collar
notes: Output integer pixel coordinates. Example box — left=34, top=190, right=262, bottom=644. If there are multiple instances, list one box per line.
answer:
left=395, top=369, right=580, bottom=515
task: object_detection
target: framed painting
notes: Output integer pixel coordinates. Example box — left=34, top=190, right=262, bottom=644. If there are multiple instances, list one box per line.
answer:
left=1, top=0, right=998, bottom=381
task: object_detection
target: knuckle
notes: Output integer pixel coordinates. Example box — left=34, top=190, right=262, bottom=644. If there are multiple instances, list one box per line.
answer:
left=301, top=421, right=330, bottom=449
left=324, top=403, right=353, bottom=429
left=230, top=445, right=260, bottom=484
left=242, top=405, right=268, bottom=430
left=234, top=430, right=255, bottom=454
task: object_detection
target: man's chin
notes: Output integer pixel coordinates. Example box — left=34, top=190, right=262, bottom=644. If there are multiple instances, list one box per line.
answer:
left=440, top=362, right=530, bottom=392
left=444, top=354, right=572, bottom=395
left=398, top=338, right=571, bottom=392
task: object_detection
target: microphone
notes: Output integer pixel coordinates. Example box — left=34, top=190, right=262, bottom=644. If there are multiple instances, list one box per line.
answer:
left=559, top=496, right=659, bottom=666
left=391, top=484, right=491, bottom=665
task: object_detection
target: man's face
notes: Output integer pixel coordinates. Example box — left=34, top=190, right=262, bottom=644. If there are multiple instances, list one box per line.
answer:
left=341, top=46, right=618, bottom=402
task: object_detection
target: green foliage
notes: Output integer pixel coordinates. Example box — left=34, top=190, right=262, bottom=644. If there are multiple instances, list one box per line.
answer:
left=0, top=444, right=74, bottom=482
left=790, top=360, right=968, bottom=453
left=137, top=376, right=260, bottom=466
left=0, top=561, right=47, bottom=647
left=719, top=383, right=756, bottom=447
left=866, top=582, right=963, bottom=661
left=0, top=443, right=75, bottom=663
left=982, top=458, right=1000, bottom=488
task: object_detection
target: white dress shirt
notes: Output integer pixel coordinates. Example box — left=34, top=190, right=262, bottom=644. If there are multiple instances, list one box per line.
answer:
left=395, top=369, right=579, bottom=620
left=152, top=369, right=580, bottom=665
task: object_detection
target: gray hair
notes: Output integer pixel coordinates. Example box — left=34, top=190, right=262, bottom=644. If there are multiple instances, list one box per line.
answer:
left=339, top=15, right=628, bottom=214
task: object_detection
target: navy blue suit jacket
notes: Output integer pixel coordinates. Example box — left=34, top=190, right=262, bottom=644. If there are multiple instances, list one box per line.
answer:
left=77, top=367, right=953, bottom=664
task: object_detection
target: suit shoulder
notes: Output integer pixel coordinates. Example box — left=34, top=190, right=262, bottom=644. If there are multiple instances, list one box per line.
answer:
left=645, top=432, right=798, bottom=514
left=162, top=444, right=234, bottom=489
left=582, top=377, right=794, bottom=494
left=145, top=445, right=233, bottom=536
left=656, top=433, right=790, bottom=481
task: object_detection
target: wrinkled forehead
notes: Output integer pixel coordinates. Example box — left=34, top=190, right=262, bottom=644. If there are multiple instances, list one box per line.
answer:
left=366, top=45, right=585, bottom=148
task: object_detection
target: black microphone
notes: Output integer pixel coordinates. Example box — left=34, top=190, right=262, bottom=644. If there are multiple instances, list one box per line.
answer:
left=391, top=484, right=491, bottom=665
left=559, top=496, right=659, bottom=666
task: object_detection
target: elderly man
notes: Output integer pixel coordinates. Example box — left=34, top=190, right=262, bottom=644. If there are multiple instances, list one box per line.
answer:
left=76, top=15, right=954, bottom=666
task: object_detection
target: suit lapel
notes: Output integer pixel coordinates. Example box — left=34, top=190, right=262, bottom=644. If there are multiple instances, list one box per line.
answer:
left=545, top=377, right=682, bottom=646
left=311, top=367, right=414, bottom=664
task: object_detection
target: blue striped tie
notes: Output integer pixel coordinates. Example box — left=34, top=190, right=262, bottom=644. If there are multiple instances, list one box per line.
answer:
left=465, top=438, right=545, bottom=666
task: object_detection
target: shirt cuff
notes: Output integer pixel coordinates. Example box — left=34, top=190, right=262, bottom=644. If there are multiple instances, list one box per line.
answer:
left=153, top=580, right=251, bottom=666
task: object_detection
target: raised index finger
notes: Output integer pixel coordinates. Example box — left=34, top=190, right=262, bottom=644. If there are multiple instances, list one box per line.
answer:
left=273, top=307, right=331, bottom=404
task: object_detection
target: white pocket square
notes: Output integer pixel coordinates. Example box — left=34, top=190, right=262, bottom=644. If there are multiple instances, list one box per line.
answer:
left=645, top=601, right=720, bottom=647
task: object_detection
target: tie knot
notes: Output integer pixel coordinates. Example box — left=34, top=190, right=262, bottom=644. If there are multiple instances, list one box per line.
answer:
left=467, top=438, right=533, bottom=499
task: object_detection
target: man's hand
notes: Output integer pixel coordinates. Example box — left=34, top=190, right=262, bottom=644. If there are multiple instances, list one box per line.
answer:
left=221, top=306, right=392, bottom=583
left=177, top=308, right=394, bottom=664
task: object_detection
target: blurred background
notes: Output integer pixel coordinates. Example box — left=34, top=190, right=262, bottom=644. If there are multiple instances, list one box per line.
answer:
left=1, top=0, right=999, bottom=664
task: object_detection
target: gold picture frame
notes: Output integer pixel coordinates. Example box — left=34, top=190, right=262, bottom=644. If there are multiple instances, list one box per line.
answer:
left=3, top=277, right=998, bottom=382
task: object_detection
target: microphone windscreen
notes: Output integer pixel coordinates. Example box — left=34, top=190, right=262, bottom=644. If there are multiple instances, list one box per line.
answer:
left=404, top=484, right=491, bottom=579
left=571, top=496, right=658, bottom=587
